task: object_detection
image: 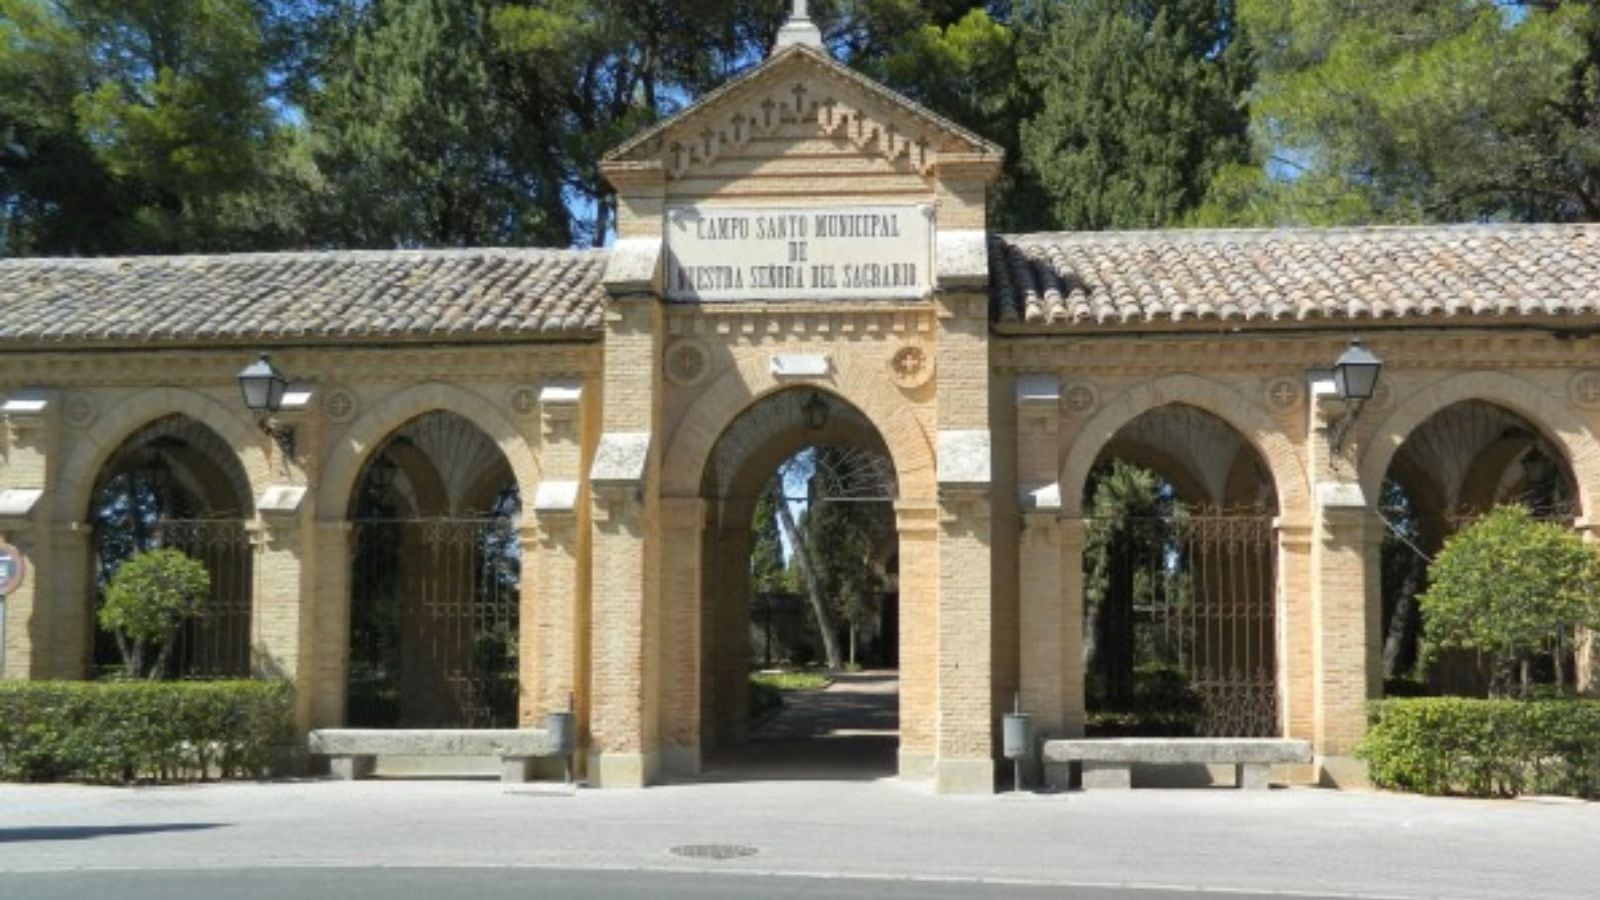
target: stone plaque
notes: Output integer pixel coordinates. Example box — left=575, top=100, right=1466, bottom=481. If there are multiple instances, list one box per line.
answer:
left=664, top=203, right=935, bottom=302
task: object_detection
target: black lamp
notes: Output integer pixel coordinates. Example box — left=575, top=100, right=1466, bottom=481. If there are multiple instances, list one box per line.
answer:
left=1327, top=338, right=1382, bottom=455
left=803, top=391, right=829, bottom=431
left=1332, top=339, right=1382, bottom=402
left=237, top=353, right=296, bottom=471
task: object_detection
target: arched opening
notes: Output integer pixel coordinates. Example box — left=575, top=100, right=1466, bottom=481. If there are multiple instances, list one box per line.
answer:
left=1378, top=400, right=1579, bottom=696
left=1081, top=404, right=1280, bottom=738
left=346, top=411, right=522, bottom=728
left=699, top=388, right=901, bottom=778
left=88, top=415, right=253, bottom=679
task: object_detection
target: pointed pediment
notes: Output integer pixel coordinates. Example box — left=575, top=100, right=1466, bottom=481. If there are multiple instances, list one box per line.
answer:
left=601, top=44, right=1002, bottom=184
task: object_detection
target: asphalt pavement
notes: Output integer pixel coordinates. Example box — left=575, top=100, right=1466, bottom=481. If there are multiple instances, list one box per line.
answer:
left=0, top=674, right=1595, bottom=900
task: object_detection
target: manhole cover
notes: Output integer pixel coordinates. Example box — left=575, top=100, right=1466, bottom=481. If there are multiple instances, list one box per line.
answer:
left=670, top=843, right=760, bottom=860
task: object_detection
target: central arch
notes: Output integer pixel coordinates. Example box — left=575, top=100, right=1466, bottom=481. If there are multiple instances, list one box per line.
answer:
left=677, top=385, right=913, bottom=780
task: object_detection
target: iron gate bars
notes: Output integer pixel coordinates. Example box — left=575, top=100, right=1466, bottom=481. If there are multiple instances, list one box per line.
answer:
left=1087, top=513, right=1278, bottom=738
left=349, top=517, right=520, bottom=729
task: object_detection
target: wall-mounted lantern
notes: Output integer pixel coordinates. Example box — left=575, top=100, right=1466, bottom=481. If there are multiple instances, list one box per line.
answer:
left=237, top=353, right=297, bottom=470
left=1327, top=338, right=1382, bottom=455
left=803, top=391, right=829, bottom=431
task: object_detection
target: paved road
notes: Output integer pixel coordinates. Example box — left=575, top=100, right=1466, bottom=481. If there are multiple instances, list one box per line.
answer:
left=1, top=676, right=1597, bottom=900
left=0, top=867, right=1405, bottom=900
left=704, top=670, right=899, bottom=780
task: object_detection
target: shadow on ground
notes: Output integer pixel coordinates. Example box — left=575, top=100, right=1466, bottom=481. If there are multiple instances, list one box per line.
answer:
left=700, top=671, right=898, bottom=783
left=0, top=823, right=225, bottom=843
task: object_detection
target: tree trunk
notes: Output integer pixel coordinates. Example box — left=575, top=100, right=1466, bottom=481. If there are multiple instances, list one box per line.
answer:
left=771, top=480, right=843, bottom=669
left=1381, top=562, right=1424, bottom=679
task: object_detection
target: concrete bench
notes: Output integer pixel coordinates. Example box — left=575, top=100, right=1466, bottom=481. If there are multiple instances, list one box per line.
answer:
left=1042, top=738, right=1312, bottom=790
left=308, top=728, right=566, bottom=783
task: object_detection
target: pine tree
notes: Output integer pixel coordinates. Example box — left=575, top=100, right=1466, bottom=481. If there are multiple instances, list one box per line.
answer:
left=1206, top=0, right=1600, bottom=225
left=1017, top=0, right=1253, bottom=231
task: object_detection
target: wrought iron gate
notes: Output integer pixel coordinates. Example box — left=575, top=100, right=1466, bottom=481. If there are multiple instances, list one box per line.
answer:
left=348, top=517, right=520, bottom=728
left=1087, top=513, right=1278, bottom=737
left=94, top=519, right=253, bottom=679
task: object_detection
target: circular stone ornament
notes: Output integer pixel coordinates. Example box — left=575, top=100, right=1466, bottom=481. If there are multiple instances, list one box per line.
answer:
left=888, top=343, right=934, bottom=389
left=665, top=339, right=712, bottom=388
left=509, top=386, right=540, bottom=417
left=321, top=387, right=359, bottom=424
left=1063, top=383, right=1098, bottom=415
left=1265, top=377, right=1302, bottom=413
left=62, top=393, right=98, bottom=429
left=1570, top=371, right=1600, bottom=410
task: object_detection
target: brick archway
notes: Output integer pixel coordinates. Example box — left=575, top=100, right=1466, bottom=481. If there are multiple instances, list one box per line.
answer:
left=316, top=382, right=539, bottom=522
left=660, top=353, right=935, bottom=503
left=1359, top=371, right=1600, bottom=521
left=55, top=387, right=269, bottom=522
left=1059, top=374, right=1310, bottom=522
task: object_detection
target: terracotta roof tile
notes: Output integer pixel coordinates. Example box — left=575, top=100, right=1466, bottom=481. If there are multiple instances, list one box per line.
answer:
left=990, top=224, right=1600, bottom=328
left=0, top=248, right=607, bottom=347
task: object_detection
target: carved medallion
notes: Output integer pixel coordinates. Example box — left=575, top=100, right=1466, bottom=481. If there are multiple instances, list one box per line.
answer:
left=321, top=387, right=358, bottom=424
left=665, top=339, right=712, bottom=388
left=508, top=387, right=541, bottom=417
left=888, top=343, right=934, bottom=390
left=1063, top=383, right=1098, bottom=415
left=1571, top=371, right=1600, bottom=410
left=62, top=393, right=98, bottom=429
left=1265, top=377, right=1302, bottom=414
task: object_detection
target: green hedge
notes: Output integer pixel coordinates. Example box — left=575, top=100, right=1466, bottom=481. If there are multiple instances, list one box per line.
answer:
left=0, top=680, right=293, bottom=784
left=1361, top=698, right=1600, bottom=798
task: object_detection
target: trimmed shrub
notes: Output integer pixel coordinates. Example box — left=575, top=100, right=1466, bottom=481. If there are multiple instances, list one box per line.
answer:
left=1361, top=698, right=1600, bottom=798
left=0, top=680, right=292, bottom=784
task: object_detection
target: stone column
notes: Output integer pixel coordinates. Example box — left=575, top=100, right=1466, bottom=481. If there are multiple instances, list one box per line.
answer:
left=588, top=482, right=655, bottom=786
left=894, top=499, right=939, bottom=780
left=1306, top=375, right=1382, bottom=786
left=658, top=496, right=705, bottom=775
left=0, top=514, right=39, bottom=680
left=308, top=519, right=351, bottom=728
left=936, top=430, right=995, bottom=794
left=1021, top=516, right=1086, bottom=789
left=525, top=379, right=590, bottom=741
left=45, top=522, right=93, bottom=679
left=1576, top=520, right=1599, bottom=696
left=253, top=509, right=315, bottom=732
left=0, top=399, right=55, bottom=678
left=1275, top=520, right=1315, bottom=742
left=1014, top=374, right=1073, bottom=786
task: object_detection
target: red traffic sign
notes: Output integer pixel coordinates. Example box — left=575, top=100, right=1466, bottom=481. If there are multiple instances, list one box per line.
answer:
left=0, top=541, right=24, bottom=595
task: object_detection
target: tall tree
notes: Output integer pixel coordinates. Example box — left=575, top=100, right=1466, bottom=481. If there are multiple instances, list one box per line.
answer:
left=307, top=0, right=571, bottom=248
left=1017, top=0, right=1254, bottom=231
left=1207, top=0, right=1597, bottom=225
left=869, top=6, right=1048, bottom=230
left=1, top=0, right=312, bottom=254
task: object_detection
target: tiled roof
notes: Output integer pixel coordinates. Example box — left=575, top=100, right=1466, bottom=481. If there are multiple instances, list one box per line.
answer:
left=990, top=224, right=1600, bottom=328
left=0, top=248, right=608, bottom=346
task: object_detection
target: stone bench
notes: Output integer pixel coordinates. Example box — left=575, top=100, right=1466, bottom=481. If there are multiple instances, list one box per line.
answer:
left=1042, top=738, right=1313, bottom=790
left=308, top=728, right=566, bottom=783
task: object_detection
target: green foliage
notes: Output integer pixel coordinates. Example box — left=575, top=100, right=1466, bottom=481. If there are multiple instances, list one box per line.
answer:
left=1018, top=0, right=1253, bottom=230
left=1217, top=0, right=1598, bottom=224
left=98, top=548, right=212, bottom=680
left=1418, top=506, right=1600, bottom=696
left=1361, top=698, right=1600, bottom=799
left=309, top=0, right=570, bottom=248
left=0, top=680, right=292, bottom=784
left=869, top=7, right=1046, bottom=229
left=750, top=488, right=787, bottom=598
left=0, top=0, right=316, bottom=254
left=750, top=669, right=832, bottom=692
